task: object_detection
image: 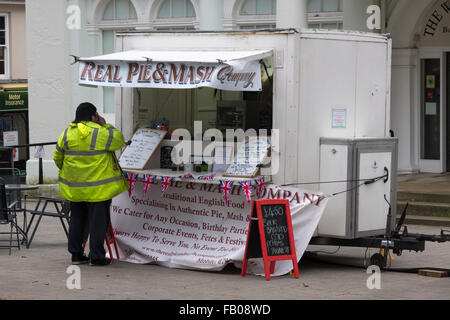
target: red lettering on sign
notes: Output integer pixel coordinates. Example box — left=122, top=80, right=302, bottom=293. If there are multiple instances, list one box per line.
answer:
left=127, top=63, right=139, bottom=82
left=153, top=63, right=167, bottom=83
left=141, top=65, right=152, bottom=82
left=197, top=66, right=205, bottom=81
left=102, top=65, right=113, bottom=82
left=80, top=62, right=96, bottom=80
left=203, top=66, right=215, bottom=82
left=186, top=66, right=196, bottom=84
left=113, top=65, right=122, bottom=82
left=94, top=64, right=105, bottom=81
left=168, top=63, right=185, bottom=84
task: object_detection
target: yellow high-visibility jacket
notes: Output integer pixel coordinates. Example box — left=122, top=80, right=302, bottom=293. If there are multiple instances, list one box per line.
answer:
left=53, top=121, right=129, bottom=202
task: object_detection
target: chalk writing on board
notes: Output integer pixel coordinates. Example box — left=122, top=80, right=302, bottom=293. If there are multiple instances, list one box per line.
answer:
left=119, top=128, right=167, bottom=170
left=224, top=136, right=271, bottom=178
left=261, top=204, right=291, bottom=256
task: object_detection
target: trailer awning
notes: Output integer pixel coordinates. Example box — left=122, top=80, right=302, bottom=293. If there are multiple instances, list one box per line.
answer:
left=77, top=49, right=272, bottom=91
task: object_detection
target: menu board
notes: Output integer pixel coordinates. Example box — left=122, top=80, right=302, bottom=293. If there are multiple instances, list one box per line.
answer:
left=260, top=204, right=291, bottom=256
left=223, top=136, right=271, bottom=178
left=242, top=199, right=299, bottom=280
left=119, top=128, right=167, bottom=170
left=244, top=200, right=294, bottom=257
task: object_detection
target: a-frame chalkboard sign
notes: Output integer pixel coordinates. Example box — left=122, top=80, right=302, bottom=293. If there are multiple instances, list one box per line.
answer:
left=241, top=199, right=299, bottom=281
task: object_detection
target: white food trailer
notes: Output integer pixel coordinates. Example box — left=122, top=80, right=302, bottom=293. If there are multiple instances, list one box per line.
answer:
left=77, top=29, right=423, bottom=269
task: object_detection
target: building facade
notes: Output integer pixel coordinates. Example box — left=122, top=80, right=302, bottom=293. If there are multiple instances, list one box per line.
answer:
left=24, top=0, right=450, bottom=183
left=388, top=0, right=450, bottom=174
left=0, top=0, right=27, bottom=176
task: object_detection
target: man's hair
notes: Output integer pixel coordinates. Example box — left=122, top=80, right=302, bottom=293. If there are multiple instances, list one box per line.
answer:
left=73, top=102, right=97, bottom=123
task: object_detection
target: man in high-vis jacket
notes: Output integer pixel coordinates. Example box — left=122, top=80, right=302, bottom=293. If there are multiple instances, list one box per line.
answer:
left=54, top=103, right=129, bottom=266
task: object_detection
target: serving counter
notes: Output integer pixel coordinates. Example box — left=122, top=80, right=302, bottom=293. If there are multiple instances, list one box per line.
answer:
left=111, top=171, right=328, bottom=277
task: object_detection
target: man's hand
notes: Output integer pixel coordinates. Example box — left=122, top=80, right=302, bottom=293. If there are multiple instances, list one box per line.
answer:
left=92, top=113, right=106, bottom=126
left=97, top=115, right=106, bottom=126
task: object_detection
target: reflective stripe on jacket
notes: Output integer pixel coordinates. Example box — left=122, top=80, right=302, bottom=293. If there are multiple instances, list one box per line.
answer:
left=53, top=121, right=129, bottom=202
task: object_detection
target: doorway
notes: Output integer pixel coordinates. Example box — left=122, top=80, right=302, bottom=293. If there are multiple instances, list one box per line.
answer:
left=421, top=58, right=441, bottom=162
left=425, top=52, right=450, bottom=173
left=419, top=57, right=443, bottom=173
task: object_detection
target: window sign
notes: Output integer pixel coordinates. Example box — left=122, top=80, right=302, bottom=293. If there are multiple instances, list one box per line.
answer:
left=426, top=102, right=438, bottom=116
left=332, top=108, right=347, bottom=129
left=426, top=75, right=436, bottom=89
left=0, top=89, right=28, bottom=111
left=3, top=131, right=18, bottom=161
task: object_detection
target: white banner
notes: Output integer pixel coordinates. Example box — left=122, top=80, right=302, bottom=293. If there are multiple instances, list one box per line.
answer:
left=111, top=179, right=328, bottom=277
left=78, top=60, right=262, bottom=91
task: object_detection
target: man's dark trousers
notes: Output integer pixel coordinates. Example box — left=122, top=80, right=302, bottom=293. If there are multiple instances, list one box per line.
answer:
left=68, top=200, right=112, bottom=260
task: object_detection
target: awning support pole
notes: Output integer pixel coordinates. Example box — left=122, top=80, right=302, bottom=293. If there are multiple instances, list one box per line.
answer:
left=69, top=55, right=80, bottom=65
left=260, top=60, right=272, bottom=86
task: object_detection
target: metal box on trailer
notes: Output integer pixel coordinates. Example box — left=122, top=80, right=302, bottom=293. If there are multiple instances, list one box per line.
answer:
left=318, top=137, right=398, bottom=239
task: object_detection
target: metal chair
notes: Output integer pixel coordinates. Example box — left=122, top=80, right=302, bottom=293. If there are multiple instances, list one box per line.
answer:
left=0, top=183, right=20, bottom=255
left=25, top=197, right=70, bottom=248
left=0, top=168, right=29, bottom=245
left=0, top=168, right=22, bottom=204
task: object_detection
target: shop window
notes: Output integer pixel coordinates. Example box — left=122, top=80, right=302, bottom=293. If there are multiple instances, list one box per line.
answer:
left=307, top=0, right=343, bottom=30
left=0, top=14, right=9, bottom=79
left=103, top=0, right=137, bottom=20
left=421, top=58, right=441, bottom=160
left=157, top=0, right=196, bottom=19
left=155, top=0, right=196, bottom=30
left=101, top=0, right=137, bottom=114
left=238, top=0, right=276, bottom=30
left=240, top=0, right=277, bottom=15
left=0, top=116, right=12, bottom=145
left=308, top=0, right=342, bottom=12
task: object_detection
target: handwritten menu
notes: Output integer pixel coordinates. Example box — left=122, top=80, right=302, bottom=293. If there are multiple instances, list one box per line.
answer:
left=261, top=204, right=291, bottom=256
left=223, top=136, right=271, bottom=178
left=119, top=128, right=167, bottom=170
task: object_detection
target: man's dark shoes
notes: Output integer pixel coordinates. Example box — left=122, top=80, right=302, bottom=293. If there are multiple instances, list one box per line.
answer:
left=90, top=258, right=111, bottom=266
left=72, top=253, right=90, bottom=265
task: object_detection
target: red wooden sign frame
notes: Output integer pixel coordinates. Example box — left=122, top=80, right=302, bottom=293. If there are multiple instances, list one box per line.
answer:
left=241, top=199, right=299, bottom=281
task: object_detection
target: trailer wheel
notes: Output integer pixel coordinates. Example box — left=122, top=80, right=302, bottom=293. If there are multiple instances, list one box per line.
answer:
left=370, top=253, right=386, bottom=269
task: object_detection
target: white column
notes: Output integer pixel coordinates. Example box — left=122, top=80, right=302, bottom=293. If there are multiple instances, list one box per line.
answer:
left=198, top=0, right=224, bottom=31
left=343, top=0, right=380, bottom=32
left=391, top=49, right=419, bottom=173
left=276, top=0, right=308, bottom=29
left=26, top=0, right=71, bottom=184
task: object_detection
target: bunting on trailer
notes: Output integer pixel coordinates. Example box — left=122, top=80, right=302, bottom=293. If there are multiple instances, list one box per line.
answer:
left=160, top=176, right=175, bottom=196
left=197, top=174, right=215, bottom=181
left=219, top=180, right=234, bottom=206
left=142, top=174, right=157, bottom=195
left=179, top=173, right=195, bottom=179
left=239, top=180, right=253, bottom=203
left=125, top=172, right=139, bottom=197
left=254, top=177, right=266, bottom=199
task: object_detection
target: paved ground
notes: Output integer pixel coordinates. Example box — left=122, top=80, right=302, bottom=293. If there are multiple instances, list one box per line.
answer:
left=0, top=200, right=449, bottom=301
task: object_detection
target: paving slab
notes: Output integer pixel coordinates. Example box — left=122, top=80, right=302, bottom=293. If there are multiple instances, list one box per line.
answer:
left=0, top=200, right=449, bottom=300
